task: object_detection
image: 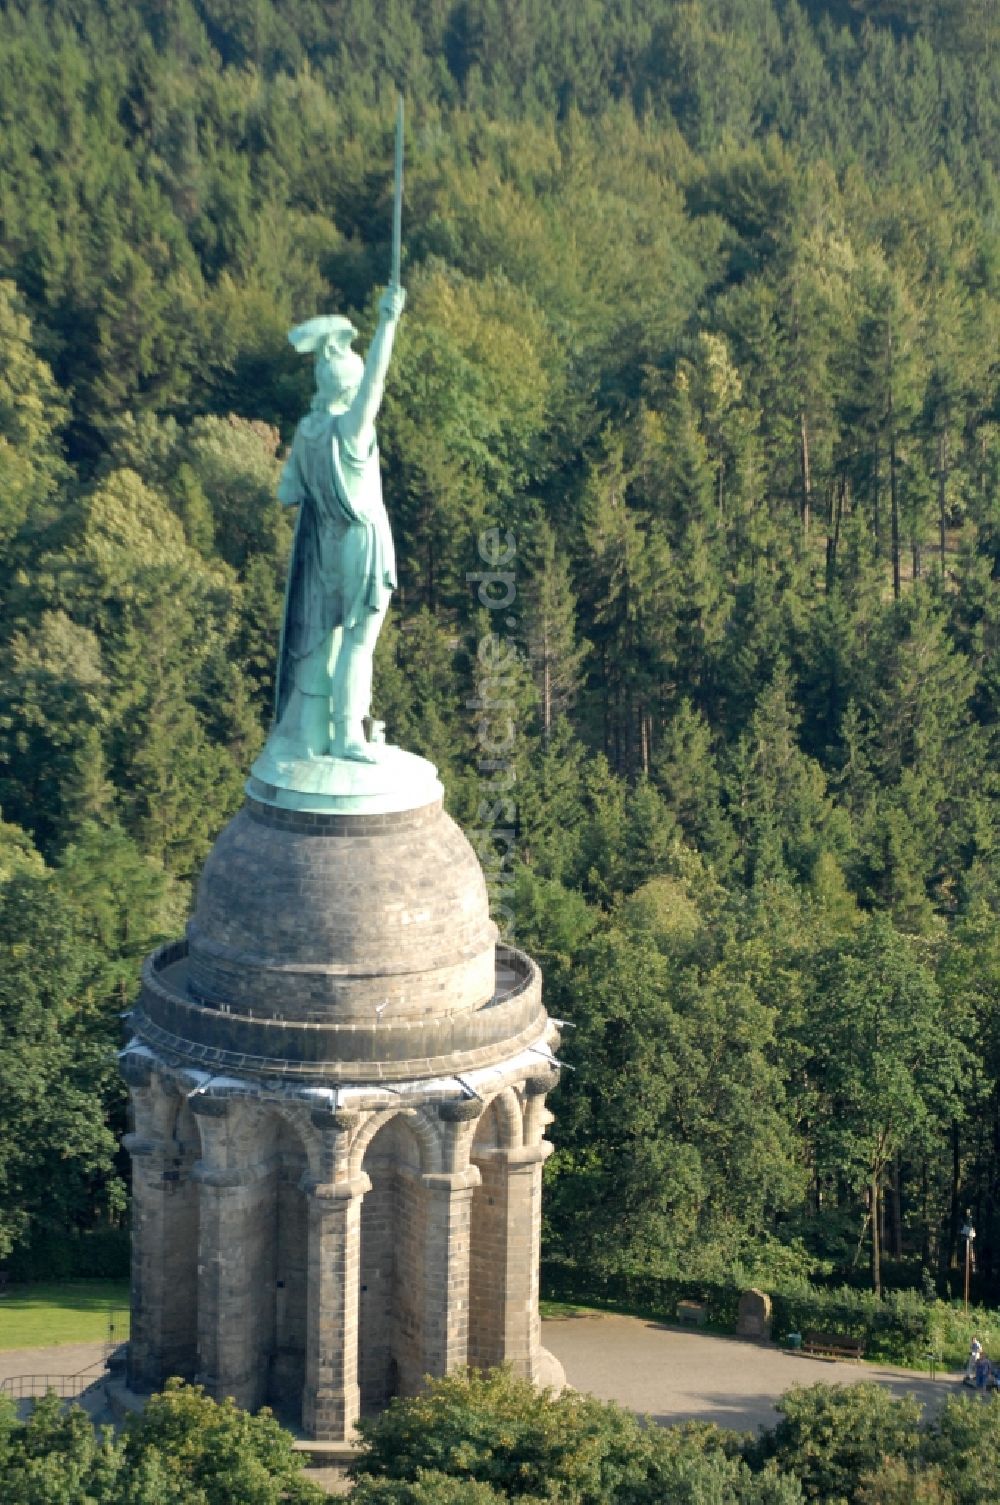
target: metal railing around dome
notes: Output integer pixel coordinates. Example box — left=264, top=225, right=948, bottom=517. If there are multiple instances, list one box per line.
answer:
left=148, top=939, right=537, bottom=1026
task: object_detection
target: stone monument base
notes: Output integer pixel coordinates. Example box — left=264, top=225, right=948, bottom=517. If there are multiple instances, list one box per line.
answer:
left=125, top=752, right=557, bottom=1444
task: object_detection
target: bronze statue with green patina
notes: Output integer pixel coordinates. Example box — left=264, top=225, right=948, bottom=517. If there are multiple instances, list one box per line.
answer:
left=271, top=278, right=405, bottom=764
left=262, top=101, right=406, bottom=768
left=250, top=100, right=441, bottom=813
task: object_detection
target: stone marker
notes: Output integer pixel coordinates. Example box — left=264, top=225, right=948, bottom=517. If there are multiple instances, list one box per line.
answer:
left=736, top=1289, right=772, bottom=1341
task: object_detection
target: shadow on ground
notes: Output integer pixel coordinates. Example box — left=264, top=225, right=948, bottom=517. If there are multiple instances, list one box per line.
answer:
left=543, top=1313, right=959, bottom=1434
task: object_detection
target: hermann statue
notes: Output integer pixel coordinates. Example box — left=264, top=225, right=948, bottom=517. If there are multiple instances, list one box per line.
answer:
left=273, top=285, right=405, bottom=764
left=249, top=99, right=440, bottom=814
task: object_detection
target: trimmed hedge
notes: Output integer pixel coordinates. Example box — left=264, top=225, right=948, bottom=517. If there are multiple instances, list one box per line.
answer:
left=542, top=1261, right=933, bottom=1365
left=542, top=1260, right=741, bottom=1331
left=770, top=1285, right=931, bottom=1365
left=6, top=1224, right=130, bottom=1282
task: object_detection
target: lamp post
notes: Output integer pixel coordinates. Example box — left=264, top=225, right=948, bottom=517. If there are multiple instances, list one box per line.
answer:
left=960, top=1211, right=976, bottom=1314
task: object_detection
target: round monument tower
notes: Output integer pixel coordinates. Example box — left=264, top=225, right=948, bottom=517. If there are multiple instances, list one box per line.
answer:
left=121, top=141, right=559, bottom=1441
left=122, top=771, right=559, bottom=1439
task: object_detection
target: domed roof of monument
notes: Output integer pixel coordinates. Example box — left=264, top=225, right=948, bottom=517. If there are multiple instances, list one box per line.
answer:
left=184, top=795, right=497, bottom=1024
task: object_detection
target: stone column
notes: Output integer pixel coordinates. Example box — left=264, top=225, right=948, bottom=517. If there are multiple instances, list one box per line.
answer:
left=419, top=1166, right=481, bottom=1380
left=124, top=1058, right=198, bottom=1391
left=192, top=1098, right=272, bottom=1412
left=499, top=1142, right=551, bottom=1379
left=302, top=1174, right=368, bottom=1441
left=414, top=1100, right=485, bottom=1383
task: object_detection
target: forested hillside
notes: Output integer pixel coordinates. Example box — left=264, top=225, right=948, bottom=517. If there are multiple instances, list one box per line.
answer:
left=0, top=0, right=998, bottom=1300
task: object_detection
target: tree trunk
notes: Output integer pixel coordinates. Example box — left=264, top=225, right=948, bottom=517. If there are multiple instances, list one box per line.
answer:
left=889, top=425, right=901, bottom=600
left=541, top=618, right=552, bottom=744
left=799, top=410, right=812, bottom=542
left=892, top=1154, right=903, bottom=1259
left=947, top=1120, right=962, bottom=1272
left=873, top=432, right=882, bottom=558
left=938, top=428, right=948, bottom=576
left=826, top=476, right=845, bottom=593
left=871, top=1172, right=882, bottom=1296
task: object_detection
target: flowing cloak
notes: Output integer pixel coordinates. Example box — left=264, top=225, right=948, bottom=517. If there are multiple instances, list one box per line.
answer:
left=273, top=410, right=397, bottom=722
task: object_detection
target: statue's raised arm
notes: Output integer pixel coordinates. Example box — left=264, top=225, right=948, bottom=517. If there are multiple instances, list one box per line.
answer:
left=339, top=285, right=406, bottom=456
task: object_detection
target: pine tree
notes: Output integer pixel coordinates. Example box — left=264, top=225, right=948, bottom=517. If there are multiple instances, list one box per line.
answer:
left=522, top=517, right=588, bottom=742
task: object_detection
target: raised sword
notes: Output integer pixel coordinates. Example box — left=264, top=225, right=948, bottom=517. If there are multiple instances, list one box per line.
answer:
left=391, top=94, right=404, bottom=289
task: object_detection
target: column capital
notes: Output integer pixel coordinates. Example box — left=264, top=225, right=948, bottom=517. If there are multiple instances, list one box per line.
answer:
left=122, top=1133, right=161, bottom=1158
left=190, top=1162, right=271, bottom=1188
left=188, top=1095, right=230, bottom=1118
left=307, top=1173, right=371, bottom=1203
left=421, top=1167, right=481, bottom=1194
left=505, top=1142, right=554, bottom=1169
left=438, top=1098, right=484, bottom=1123
left=310, top=1108, right=360, bottom=1133
left=524, top=1072, right=559, bottom=1098
left=474, top=1141, right=553, bottom=1169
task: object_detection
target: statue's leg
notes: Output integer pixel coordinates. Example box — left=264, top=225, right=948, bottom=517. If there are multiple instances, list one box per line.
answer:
left=274, top=635, right=336, bottom=757
left=276, top=688, right=330, bottom=757
left=330, top=606, right=387, bottom=762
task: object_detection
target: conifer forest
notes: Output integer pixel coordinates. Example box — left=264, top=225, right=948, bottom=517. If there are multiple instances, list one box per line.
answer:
left=1, top=0, right=999, bottom=1307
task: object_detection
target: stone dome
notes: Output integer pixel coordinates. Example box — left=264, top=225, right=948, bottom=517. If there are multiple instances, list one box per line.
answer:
left=132, top=794, right=546, bottom=1083
left=185, top=795, right=497, bottom=1022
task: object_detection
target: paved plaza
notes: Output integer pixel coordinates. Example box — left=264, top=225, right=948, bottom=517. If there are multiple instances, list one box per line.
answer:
left=543, top=1312, right=961, bottom=1433
left=0, top=1319, right=964, bottom=1436
left=0, top=1341, right=109, bottom=1390
left=0, top=1317, right=969, bottom=1496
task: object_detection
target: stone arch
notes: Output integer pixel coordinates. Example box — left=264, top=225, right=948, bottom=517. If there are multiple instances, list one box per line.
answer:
left=467, top=1086, right=524, bottom=1373
left=268, top=1100, right=321, bottom=1182
left=472, top=1087, right=523, bottom=1153
left=254, top=1106, right=311, bottom=1421
left=349, top=1105, right=442, bottom=1181
left=172, top=1093, right=202, bottom=1159
left=185, top=1100, right=309, bottom=1421
left=357, top=1112, right=434, bottom=1412
left=128, top=1065, right=182, bottom=1146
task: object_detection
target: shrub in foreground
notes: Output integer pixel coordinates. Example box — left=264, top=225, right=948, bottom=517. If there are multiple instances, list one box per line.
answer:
left=0, top=1380, right=324, bottom=1505
left=351, top=1368, right=803, bottom=1503
left=351, top=1471, right=510, bottom=1503
left=756, top=1383, right=923, bottom=1504
left=922, top=1394, right=1000, bottom=1505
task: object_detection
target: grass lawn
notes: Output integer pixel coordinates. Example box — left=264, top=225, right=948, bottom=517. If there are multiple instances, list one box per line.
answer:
left=540, top=1297, right=599, bottom=1320
left=0, top=1281, right=130, bottom=1350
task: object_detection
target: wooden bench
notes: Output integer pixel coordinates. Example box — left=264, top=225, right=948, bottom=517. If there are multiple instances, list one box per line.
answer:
left=802, top=1330, right=865, bottom=1361
left=676, top=1300, right=707, bottom=1327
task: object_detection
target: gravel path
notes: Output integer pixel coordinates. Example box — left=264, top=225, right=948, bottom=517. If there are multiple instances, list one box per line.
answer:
left=542, top=1313, right=962, bottom=1433
left=0, top=1341, right=109, bottom=1388
left=0, top=1323, right=966, bottom=1493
